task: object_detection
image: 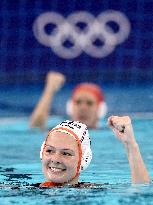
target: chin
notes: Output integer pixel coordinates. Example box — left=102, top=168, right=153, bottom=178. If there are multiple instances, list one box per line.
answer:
left=46, top=174, right=65, bottom=183
left=46, top=173, right=70, bottom=184
left=77, top=117, right=88, bottom=124
left=81, top=120, right=90, bottom=127
left=50, top=178, right=65, bottom=183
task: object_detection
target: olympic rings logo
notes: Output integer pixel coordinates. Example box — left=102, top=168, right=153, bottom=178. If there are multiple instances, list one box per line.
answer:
left=33, top=10, right=131, bottom=59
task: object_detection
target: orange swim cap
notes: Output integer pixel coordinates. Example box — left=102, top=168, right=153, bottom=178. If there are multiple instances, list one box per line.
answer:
left=71, top=83, right=104, bottom=103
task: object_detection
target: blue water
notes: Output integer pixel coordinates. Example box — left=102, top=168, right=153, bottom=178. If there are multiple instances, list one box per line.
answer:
left=1, top=116, right=153, bottom=205
left=0, top=83, right=153, bottom=117
left=0, top=83, right=153, bottom=204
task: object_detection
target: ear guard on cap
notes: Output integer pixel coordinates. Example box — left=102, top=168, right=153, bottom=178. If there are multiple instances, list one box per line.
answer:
left=66, top=100, right=108, bottom=119
left=40, top=141, right=45, bottom=159
left=80, top=146, right=92, bottom=171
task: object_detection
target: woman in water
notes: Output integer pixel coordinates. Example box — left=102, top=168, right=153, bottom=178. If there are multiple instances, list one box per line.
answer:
left=39, top=116, right=151, bottom=187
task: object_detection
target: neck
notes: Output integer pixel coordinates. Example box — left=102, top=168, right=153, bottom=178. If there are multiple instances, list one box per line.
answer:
left=41, top=176, right=79, bottom=187
left=88, top=121, right=98, bottom=129
left=64, top=176, right=79, bottom=186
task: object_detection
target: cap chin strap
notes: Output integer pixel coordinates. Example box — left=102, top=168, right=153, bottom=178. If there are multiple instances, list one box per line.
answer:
left=66, top=100, right=108, bottom=119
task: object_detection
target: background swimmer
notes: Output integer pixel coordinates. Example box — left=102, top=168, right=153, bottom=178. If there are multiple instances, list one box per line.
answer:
left=30, top=71, right=107, bottom=129
left=39, top=117, right=151, bottom=187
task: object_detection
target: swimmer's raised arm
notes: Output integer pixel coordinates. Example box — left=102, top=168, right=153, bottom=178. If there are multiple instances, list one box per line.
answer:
left=30, top=71, right=66, bottom=128
left=108, top=115, right=151, bottom=184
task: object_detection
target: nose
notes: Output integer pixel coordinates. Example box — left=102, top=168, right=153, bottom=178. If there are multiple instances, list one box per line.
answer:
left=50, top=152, right=61, bottom=164
left=79, top=101, right=89, bottom=110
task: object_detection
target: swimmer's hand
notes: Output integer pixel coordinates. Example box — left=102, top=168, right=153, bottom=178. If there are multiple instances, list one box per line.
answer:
left=108, top=116, right=136, bottom=147
left=30, top=71, right=65, bottom=128
left=108, top=115, right=151, bottom=184
left=46, top=71, right=66, bottom=93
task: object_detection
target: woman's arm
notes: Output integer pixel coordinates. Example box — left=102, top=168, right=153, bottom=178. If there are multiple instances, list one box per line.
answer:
left=108, top=115, right=151, bottom=184
left=30, top=71, right=65, bottom=128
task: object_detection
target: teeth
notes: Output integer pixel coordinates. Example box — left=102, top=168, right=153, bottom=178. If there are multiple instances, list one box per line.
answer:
left=49, top=167, right=64, bottom=172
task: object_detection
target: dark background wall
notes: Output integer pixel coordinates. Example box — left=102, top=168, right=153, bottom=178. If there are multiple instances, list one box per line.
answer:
left=0, top=0, right=153, bottom=84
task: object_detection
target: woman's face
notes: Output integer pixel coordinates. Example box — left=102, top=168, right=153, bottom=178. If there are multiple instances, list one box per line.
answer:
left=71, top=91, right=99, bottom=128
left=42, top=132, right=80, bottom=185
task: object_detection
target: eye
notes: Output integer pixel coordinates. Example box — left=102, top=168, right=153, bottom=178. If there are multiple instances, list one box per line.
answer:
left=62, top=152, right=73, bottom=156
left=74, top=99, right=82, bottom=105
left=45, top=148, right=54, bottom=155
left=86, top=100, right=94, bottom=106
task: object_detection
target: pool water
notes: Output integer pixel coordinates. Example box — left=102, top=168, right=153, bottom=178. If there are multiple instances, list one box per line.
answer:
left=0, top=117, right=153, bottom=205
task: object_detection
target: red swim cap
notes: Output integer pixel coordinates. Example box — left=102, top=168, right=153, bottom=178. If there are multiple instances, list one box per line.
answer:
left=71, top=83, right=104, bottom=103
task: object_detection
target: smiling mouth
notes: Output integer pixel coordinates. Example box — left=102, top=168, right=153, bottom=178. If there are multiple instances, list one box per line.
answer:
left=78, top=115, right=88, bottom=120
left=48, top=166, right=66, bottom=173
